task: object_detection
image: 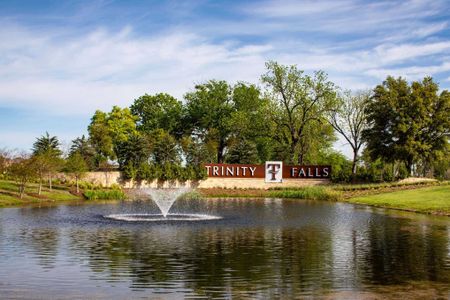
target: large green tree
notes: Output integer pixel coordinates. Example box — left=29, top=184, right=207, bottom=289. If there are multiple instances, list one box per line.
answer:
left=226, top=82, right=271, bottom=163
left=131, top=93, right=183, bottom=137
left=261, top=61, right=338, bottom=164
left=184, top=80, right=268, bottom=163
left=88, top=110, right=114, bottom=165
left=149, top=129, right=181, bottom=165
left=88, top=106, right=137, bottom=167
left=184, top=80, right=234, bottom=163
left=363, top=76, right=450, bottom=175
left=115, top=133, right=151, bottom=173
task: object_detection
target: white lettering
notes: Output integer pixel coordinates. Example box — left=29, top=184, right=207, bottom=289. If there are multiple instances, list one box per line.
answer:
left=291, top=167, right=297, bottom=177
left=213, top=166, right=219, bottom=176
left=241, top=166, right=248, bottom=176
left=249, top=167, right=256, bottom=176
left=299, top=168, right=306, bottom=177
left=308, top=167, right=313, bottom=177
left=315, top=167, right=320, bottom=177
left=323, top=167, right=329, bottom=177
left=226, top=166, right=234, bottom=176
left=205, top=165, right=211, bottom=175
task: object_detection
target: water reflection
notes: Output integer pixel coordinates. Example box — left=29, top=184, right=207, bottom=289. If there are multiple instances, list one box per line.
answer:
left=0, top=199, right=449, bottom=298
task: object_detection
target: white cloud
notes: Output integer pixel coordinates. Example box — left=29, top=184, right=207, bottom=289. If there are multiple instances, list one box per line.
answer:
left=375, top=42, right=450, bottom=63
left=0, top=24, right=271, bottom=116
left=365, top=61, right=450, bottom=80
left=1, top=19, right=449, bottom=122
left=248, top=0, right=355, bottom=18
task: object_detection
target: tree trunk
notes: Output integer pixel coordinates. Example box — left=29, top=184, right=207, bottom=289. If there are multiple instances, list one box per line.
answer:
left=19, top=184, right=24, bottom=199
left=48, top=175, right=53, bottom=191
left=351, top=149, right=358, bottom=175
left=38, top=178, right=42, bottom=195
left=76, top=177, right=79, bottom=194
left=217, top=139, right=225, bottom=163
left=405, top=159, right=413, bottom=177
left=291, top=138, right=300, bottom=165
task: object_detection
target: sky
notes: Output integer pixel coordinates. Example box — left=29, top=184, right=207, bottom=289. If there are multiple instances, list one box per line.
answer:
left=0, top=0, right=449, bottom=156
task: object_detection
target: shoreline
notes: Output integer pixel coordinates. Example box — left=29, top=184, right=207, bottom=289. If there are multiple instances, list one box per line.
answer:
left=1, top=180, right=449, bottom=217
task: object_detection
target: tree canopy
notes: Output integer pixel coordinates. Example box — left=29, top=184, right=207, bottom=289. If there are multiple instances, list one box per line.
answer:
left=261, top=61, right=338, bottom=164
left=363, top=76, right=450, bottom=174
left=16, top=61, right=449, bottom=184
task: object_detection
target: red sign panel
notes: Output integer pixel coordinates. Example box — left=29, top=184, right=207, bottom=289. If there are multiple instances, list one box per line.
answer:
left=204, top=164, right=264, bottom=178
left=204, top=163, right=331, bottom=179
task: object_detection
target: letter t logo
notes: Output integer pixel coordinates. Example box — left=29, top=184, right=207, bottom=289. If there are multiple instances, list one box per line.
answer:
left=267, top=164, right=280, bottom=180
left=265, top=161, right=283, bottom=183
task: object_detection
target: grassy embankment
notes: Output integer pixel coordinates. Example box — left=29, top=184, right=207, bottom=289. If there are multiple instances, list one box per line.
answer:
left=0, top=180, right=81, bottom=207
left=198, top=180, right=450, bottom=216
left=0, top=179, right=125, bottom=207
left=344, top=185, right=450, bottom=215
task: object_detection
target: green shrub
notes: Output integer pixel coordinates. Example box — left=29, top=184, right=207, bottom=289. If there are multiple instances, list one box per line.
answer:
left=110, top=183, right=122, bottom=190
left=132, top=162, right=207, bottom=182
left=268, top=187, right=341, bottom=201
left=83, top=189, right=126, bottom=200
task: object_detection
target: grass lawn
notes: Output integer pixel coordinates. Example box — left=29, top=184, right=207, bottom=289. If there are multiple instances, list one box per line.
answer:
left=0, top=180, right=81, bottom=207
left=345, top=185, right=450, bottom=215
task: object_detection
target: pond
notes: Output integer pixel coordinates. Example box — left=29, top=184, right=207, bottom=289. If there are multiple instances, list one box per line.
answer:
left=0, top=198, right=449, bottom=299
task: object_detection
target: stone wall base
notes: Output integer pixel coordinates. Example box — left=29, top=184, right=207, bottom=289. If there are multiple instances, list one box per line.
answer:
left=197, top=178, right=329, bottom=189
left=57, top=171, right=330, bottom=189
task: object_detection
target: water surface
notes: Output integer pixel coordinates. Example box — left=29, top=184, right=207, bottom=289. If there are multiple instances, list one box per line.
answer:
left=0, top=198, right=449, bottom=299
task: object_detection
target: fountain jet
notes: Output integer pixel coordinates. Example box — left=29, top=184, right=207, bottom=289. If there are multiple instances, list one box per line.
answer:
left=140, top=187, right=191, bottom=217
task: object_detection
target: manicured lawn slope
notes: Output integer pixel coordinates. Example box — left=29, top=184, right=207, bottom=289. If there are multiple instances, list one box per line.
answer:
left=345, top=185, right=450, bottom=215
left=0, top=180, right=81, bottom=207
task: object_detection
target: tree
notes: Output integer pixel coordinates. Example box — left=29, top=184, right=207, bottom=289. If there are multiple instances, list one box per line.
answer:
left=64, top=152, right=88, bottom=193
left=184, top=81, right=269, bottom=163
left=88, top=110, right=114, bottom=166
left=363, top=76, right=450, bottom=175
left=115, top=133, right=151, bottom=175
left=107, top=106, right=138, bottom=146
left=32, top=132, right=62, bottom=157
left=70, top=135, right=96, bottom=170
left=32, top=153, right=54, bottom=195
left=0, top=148, right=11, bottom=176
left=88, top=106, right=137, bottom=167
left=150, top=129, right=181, bottom=165
left=32, top=132, right=62, bottom=191
left=184, top=80, right=234, bottom=163
left=131, top=93, right=183, bottom=137
left=180, top=136, right=216, bottom=166
left=329, top=90, right=370, bottom=175
left=261, top=61, right=338, bottom=164
left=228, top=82, right=271, bottom=163
left=226, top=139, right=259, bottom=164
left=9, top=157, right=36, bottom=199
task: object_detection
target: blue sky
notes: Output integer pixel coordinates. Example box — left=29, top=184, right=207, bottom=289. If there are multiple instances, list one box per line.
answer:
left=0, top=0, right=449, bottom=155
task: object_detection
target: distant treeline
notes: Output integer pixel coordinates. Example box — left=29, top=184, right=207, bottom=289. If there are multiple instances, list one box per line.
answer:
left=1, top=61, right=449, bottom=191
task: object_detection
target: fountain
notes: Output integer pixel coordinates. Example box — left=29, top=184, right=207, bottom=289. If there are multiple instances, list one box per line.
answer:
left=143, top=187, right=191, bottom=217
left=105, top=187, right=221, bottom=222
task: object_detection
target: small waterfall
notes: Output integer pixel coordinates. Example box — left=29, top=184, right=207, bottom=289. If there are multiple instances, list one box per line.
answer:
left=140, top=187, right=191, bottom=217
